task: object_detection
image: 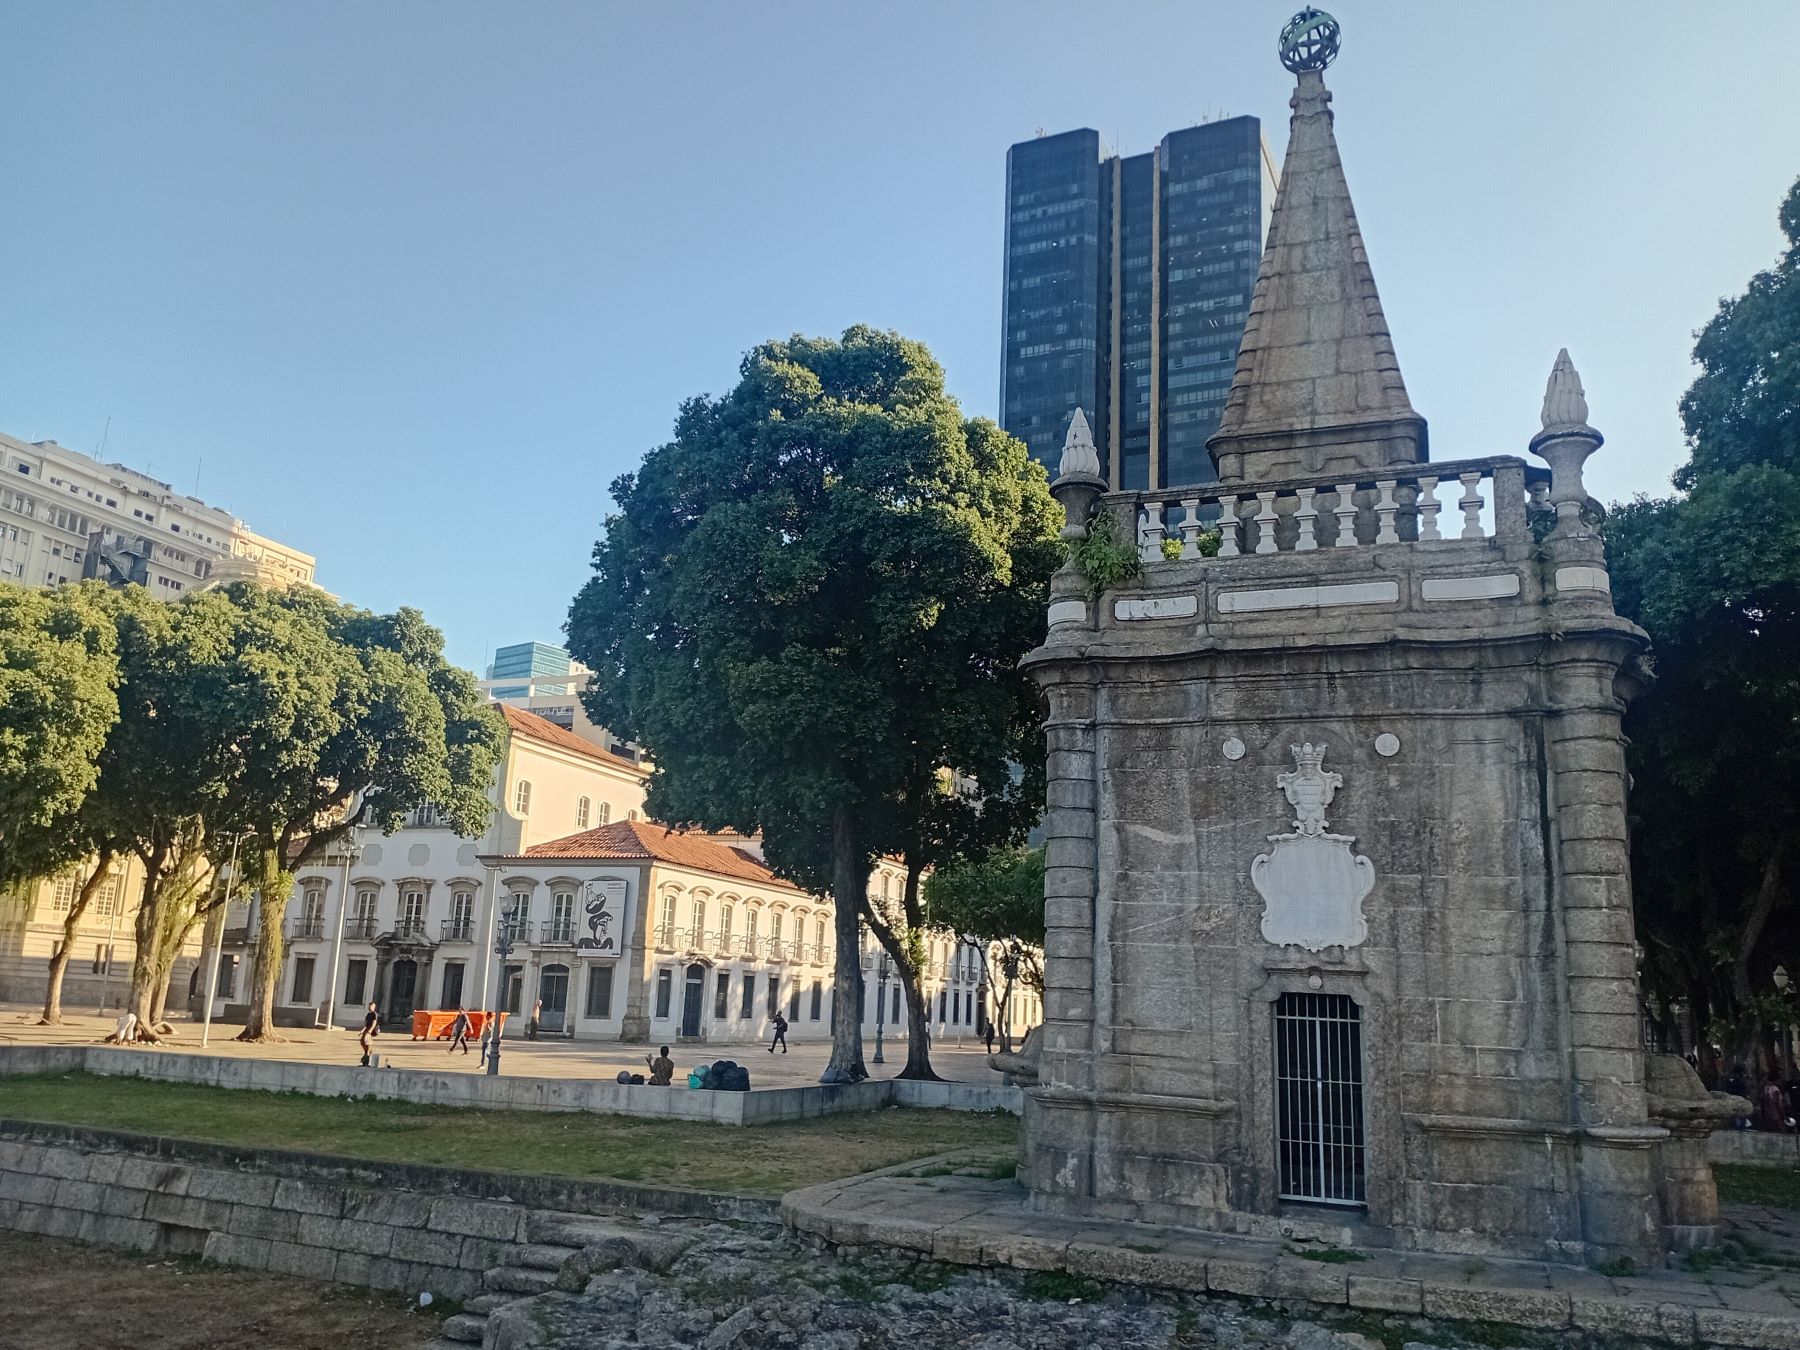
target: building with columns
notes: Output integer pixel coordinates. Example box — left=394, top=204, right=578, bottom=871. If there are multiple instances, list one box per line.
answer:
left=1021, top=12, right=1716, bottom=1266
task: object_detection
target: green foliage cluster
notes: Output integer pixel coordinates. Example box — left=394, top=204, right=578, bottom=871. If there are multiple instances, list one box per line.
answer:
left=1605, top=175, right=1800, bottom=1069
left=567, top=326, right=1060, bottom=1080
left=0, top=581, right=503, bottom=1032
left=1066, top=509, right=1141, bottom=598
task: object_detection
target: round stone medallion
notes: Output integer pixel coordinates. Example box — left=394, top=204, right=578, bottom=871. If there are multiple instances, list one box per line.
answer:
left=1222, top=737, right=1246, bottom=761
left=1374, top=732, right=1401, bottom=758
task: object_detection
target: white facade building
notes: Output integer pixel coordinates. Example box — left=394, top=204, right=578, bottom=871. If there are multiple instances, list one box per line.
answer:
left=0, top=431, right=315, bottom=594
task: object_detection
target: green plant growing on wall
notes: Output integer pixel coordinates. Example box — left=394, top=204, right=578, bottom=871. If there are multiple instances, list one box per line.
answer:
left=1068, top=511, right=1141, bottom=598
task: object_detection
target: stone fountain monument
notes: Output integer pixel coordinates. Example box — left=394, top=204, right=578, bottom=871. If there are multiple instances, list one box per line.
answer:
left=1020, top=9, right=1730, bottom=1265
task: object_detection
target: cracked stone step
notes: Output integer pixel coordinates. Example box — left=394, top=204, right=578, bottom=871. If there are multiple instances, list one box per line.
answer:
left=437, top=1313, right=487, bottom=1345
left=484, top=1264, right=561, bottom=1295
left=510, top=1242, right=580, bottom=1271
left=465, top=1292, right=522, bottom=1316
left=528, top=1214, right=636, bottom=1247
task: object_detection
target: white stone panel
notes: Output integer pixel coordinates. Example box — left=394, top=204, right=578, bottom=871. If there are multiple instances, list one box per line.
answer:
left=1115, top=594, right=1199, bottom=621
left=1215, top=580, right=1399, bottom=614
left=1047, top=600, right=1088, bottom=628
left=1555, top=565, right=1612, bottom=594
left=1421, top=573, right=1521, bottom=601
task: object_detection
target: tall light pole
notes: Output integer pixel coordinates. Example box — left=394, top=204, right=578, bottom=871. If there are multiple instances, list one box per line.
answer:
left=316, top=825, right=362, bottom=1030
left=486, top=891, right=524, bottom=1076
left=873, top=953, right=889, bottom=1066
left=200, top=830, right=248, bottom=1048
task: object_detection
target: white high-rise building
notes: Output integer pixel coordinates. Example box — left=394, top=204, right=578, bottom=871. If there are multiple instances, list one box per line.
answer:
left=0, top=431, right=316, bottom=595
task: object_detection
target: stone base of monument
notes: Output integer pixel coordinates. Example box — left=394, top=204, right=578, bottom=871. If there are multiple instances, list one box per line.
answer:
left=783, top=1167, right=1800, bottom=1349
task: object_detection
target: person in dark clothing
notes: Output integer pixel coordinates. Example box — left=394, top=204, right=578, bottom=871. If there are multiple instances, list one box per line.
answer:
left=447, top=1006, right=473, bottom=1055
left=769, top=1012, right=788, bottom=1053
left=1760, top=1072, right=1790, bottom=1132
left=359, top=1001, right=380, bottom=1065
left=645, top=1046, right=675, bottom=1086
left=527, top=998, right=542, bottom=1041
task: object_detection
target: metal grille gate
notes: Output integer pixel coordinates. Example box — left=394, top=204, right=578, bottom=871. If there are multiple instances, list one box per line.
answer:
left=1274, top=992, right=1367, bottom=1205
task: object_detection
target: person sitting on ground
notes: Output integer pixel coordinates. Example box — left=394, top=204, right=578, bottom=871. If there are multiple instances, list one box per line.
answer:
left=645, top=1045, right=675, bottom=1086
left=446, top=1005, right=473, bottom=1056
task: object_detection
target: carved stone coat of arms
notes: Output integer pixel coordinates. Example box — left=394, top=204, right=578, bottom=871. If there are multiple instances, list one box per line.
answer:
left=1250, top=743, right=1374, bottom=951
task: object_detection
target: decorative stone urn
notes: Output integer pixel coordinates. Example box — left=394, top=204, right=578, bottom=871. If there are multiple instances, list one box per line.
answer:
left=1645, top=1054, right=1752, bottom=1251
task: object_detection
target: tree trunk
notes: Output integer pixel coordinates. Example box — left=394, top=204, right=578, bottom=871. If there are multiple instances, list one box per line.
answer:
left=239, top=863, right=292, bottom=1041
left=900, top=966, right=938, bottom=1080
left=822, top=805, right=868, bottom=1083
left=1730, top=840, right=1790, bottom=1070
left=127, top=848, right=166, bottom=1026
left=39, top=853, right=113, bottom=1025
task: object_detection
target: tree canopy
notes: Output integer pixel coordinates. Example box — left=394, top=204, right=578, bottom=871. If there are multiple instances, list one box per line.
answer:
left=568, top=326, right=1059, bottom=1079
left=1607, top=175, right=1800, bottom=1068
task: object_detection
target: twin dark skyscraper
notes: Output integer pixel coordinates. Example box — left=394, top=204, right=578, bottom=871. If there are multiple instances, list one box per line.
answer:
left=1001, top=119, right=1277, bottom=492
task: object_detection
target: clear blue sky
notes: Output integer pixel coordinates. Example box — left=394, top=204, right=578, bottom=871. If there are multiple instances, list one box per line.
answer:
left=3, top=2, right=1795, bottom=673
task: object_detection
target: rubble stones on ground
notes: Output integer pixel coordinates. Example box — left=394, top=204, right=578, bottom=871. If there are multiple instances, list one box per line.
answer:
left=478, top=1217, right=1679, bottom=1350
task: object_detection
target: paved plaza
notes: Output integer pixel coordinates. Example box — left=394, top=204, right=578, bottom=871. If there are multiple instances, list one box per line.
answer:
left=0, top=1003, right=1008, bottom=1089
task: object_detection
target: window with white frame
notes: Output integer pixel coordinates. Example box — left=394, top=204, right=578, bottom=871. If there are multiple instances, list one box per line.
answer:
left=448, top=888, right=475, bottom=938
left=550, top=889, right=574, bottom=940
left=690, top=898, right=705, bottom=942
left=399, top=888, right=426, bottom=934
left=92, top=875, right=119, bottom=919
left=719, top=904, right=733, bottom=940
left=657, top=890, right=677, bottom=947
left=514, top=779, right=532, bottom=814
left=353, top=886, right=378, bottom=929
left=597, top=801, right=611, bottom=825
left=815, top=918, right=825, bottom=954
left=576, top=796, right=590, bottom=829
left=48, top=873, right=78, bottom=912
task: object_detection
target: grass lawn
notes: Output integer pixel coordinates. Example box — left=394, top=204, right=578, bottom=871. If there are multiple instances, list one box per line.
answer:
left=1716, top=1162, right=1800, bottom=1211
left=0, top=1071, right=1017, bottom=1196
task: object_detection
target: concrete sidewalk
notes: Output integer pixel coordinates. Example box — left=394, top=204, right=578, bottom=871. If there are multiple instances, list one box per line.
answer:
left=783, top=1163, right=1800, bottom=1349
left=0, top=1003, right=1004, bottom=1089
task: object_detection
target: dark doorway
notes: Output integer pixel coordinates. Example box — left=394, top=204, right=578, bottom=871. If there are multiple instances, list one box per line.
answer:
left=1274, top=991, right=1366, bottom=1206
left=539, top=964, right=569, bottom=1034
left=387, top=959, right=418, bottom=1023
left=503, top=964, right=524, bottom=1015
left=680, top=962, right=705, bottom=1038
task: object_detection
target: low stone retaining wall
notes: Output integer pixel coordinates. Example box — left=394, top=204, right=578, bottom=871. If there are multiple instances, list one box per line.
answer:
left=0, top=1118, right=767, bottom=1306
left=0, top=1044, right=1021, bottom=1123
left=1709, top=1128, right=1800, bottom=1167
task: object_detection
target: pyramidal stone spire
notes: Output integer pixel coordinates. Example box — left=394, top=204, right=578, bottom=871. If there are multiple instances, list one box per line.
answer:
left=1057, top=406, right=1102, bottom=481
left=1208, top=15, right=1427, bottom=484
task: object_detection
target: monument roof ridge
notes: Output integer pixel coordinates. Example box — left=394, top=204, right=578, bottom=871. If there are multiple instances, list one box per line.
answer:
left=1207, top=39, right=1427, bottom=484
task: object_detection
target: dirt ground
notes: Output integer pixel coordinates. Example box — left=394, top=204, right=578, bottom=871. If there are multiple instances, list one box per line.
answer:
left=0, top=1233, right=445, bottom=1350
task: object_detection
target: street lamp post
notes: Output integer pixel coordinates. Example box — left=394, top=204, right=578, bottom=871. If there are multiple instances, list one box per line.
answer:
left=201, top=831, right=248, bottom=1048
left=316, top=825, right=362, bottom=1030
left=486, top=892, right=524, bottom=1077
left=873, top=953, right=889, bottom=1066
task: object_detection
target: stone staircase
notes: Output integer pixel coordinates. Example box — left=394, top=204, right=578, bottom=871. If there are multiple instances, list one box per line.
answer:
left=426, top=1212, right=691, bottom=1349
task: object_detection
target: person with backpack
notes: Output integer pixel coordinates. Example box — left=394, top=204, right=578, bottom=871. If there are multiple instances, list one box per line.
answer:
left=769, top=1011, right=788, bottom=1054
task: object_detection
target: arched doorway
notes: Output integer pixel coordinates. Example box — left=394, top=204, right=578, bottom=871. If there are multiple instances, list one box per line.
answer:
left=680, top=962, right=706, bottom=1038
left=387, top=958, right=418, bottom=1023
left=538, top=964, right=569, bottom=1035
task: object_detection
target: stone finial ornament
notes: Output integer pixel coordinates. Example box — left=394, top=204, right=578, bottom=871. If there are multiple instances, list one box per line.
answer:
left=1058, top=406, right=1101, bottom=481
left=1529, top=348, right=1604, bottom=538
left=1540, top=348, right=1593, bottom=433
left=1279, top=7, right=1340, bottom=72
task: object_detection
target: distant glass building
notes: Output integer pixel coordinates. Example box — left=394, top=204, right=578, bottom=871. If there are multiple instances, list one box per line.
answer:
left=1001, top=117, right=1277, bottom=491
left=487, top=640, right=573, bottom=700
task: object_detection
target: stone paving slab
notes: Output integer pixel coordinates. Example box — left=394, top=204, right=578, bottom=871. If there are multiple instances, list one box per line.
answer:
left=781, top=1168, right=1800, bottom=1348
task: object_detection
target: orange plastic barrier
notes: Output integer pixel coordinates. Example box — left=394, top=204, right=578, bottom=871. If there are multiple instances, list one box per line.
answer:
left=410, top=1010, right=506, bottom=1040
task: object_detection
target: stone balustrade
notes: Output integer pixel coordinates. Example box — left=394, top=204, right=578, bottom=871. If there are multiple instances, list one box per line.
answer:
left=1114, top=456, right=1551, bottom=563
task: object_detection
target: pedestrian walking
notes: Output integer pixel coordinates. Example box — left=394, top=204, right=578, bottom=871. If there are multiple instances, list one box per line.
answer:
left=447, top=1006, right=473, bottom=1055
left=768, top=1011, right=788, bottom=1054
left=359, top=1001, right=380, bottom=1066
left=982, top=1019, right=995, bottom=1055
left=527, top=998, right=542, bottom=1040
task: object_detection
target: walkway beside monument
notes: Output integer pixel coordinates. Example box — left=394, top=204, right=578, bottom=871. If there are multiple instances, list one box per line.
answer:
left=783, top=1168, right=1800, bottom=1348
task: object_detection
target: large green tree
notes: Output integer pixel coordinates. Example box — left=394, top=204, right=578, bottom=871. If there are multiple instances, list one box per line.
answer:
left=1608, top=175, right=1800, bottom=1071
left=924, top=844, right=1046, bottom=1052
left=568, top=327, right=1059, bottom=1080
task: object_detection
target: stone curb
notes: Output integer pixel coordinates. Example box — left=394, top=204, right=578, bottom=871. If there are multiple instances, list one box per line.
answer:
left=780, top=1181, right=1800, bottom=1350
left=0, top=1117, right=780, bottom=1224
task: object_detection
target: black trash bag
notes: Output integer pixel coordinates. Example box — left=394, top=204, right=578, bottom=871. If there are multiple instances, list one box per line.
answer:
left=628, top=1072, right=646, bottom=1085
left=724, top=1064, right=750, bottom=1092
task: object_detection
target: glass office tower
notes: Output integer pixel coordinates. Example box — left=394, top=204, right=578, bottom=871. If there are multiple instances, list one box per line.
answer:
left=1001, top=116, right=1276, bottom=491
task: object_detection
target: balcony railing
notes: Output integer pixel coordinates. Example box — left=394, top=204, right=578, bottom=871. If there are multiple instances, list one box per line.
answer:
left=288, top=917, right=325, bottom=940
left=540, top=919, right=575, bottom=946
left=389, top=919, right=428, bottom=941
left=440, top=918, right=475, bottom=942
left=1119, top=457, right=1548, bottom=563
left=345, top=917, right=379, bottom=940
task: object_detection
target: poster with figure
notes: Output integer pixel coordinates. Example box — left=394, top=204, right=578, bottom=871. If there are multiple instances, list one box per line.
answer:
left=577, top=877, right=626, bottom=953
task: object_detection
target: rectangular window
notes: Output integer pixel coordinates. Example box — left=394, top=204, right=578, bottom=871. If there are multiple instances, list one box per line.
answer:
left=344, top=958, right=367, bottom=1005
left=91, top=944, right=110, bottom=974
left=654, top=968, right=673, bottom=1020
left=953, top=990, right=961, bottom=1025
left=441, top=961, right=465, bottom=1009
left=938, top=987, right=948, bottom=1022
left=788, top=984, right=801, bottom=1021
left=766, top=973, right=780, bottom=1018
left=1274, top=992, right=1367, bottom=1206
left=714, top=971, right=730, bottom=1020
left=892, top=985, right=902, bottom=1023
left=809, top=980, right=822, bottom=1021
left=740, top=972, right=755, bottom=1018
left=290, top=956, right=315, bottom=1005
left=585, top=965, right=614, bottom=1019
left=219, top=955, right=237, bottom=999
